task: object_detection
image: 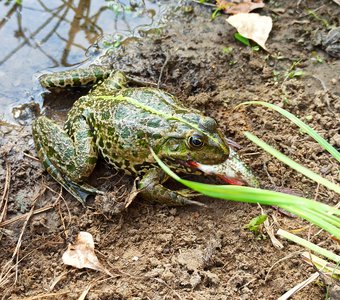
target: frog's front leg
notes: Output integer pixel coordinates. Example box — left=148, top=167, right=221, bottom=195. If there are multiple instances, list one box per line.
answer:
left=32, top=115, right=101, bottom=205
left=138, top=168, right=204, bottom=206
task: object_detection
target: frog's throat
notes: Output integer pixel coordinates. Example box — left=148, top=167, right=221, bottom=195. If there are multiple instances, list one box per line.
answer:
left=93, top=95, right=229, bottom=154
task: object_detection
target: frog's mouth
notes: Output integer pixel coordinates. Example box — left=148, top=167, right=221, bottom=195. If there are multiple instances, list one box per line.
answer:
left=181, top=148, right=259, bottom=188
left=185, top=160, right=248, bottom=186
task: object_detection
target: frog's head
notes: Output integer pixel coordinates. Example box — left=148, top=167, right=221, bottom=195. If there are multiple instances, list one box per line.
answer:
left=156, top=115, right=258, bottom=187
left=158, top=115, right=228, bottom=164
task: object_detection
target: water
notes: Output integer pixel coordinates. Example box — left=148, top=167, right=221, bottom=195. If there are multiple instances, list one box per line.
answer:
left=0, top=0, right=169, bottom=123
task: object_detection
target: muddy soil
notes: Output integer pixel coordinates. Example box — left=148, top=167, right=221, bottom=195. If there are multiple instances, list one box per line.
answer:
left=1, top=1, right=339, bottom=299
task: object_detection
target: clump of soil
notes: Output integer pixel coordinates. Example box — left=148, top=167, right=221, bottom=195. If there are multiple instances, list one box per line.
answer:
left=1, top=1, right=339, bottom=299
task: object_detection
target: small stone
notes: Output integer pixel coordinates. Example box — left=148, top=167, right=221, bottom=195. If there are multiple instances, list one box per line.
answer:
left=203, top=270, right=220, bottom=286
left=169, top=208, right=177, bottom=215
left=144, top=267, right=164, bottom=278
left=148, top=257, right=161, bottom=267
left=158, top=233, right=173, bottom=242
left=177, top=249, right=204, bottom=271
left=161, top=269, right=175, bottom=281
left=190, top=272, right=202, bottom=289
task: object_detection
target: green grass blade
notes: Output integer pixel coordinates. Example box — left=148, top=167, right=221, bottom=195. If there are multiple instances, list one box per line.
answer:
left=278, top=229, right=340, bottom=263
left=237, top=101, right=340, bottom=163
left=300, top=207, right=340, bottom=227
left=244, top=132, right=340, bottom=194
left=151, top=149, right=340, bottom=238
left=280, top=205, right=340, bottom=234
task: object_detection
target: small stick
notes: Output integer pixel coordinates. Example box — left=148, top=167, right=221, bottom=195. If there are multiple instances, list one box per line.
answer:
left=0, top=204, right=53, bottom=227
left=0, top=162, right=10, bottom=223
left=23, top=152, right=40, bottom=161
left=12, top=195, right=39, bottom=284
left=278, top=272, right=320, bottom=300
left=157, top=53, right=170, bottom=89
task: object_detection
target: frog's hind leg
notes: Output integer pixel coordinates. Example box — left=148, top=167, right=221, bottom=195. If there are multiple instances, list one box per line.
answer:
left=39, top=66, right=112, bottom=89
left=32, top=116, right=102, bottom=205
left=89, top=71, right=128, bottom=95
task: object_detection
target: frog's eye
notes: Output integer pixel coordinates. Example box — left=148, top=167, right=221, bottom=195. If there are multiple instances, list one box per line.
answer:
left=188, top=134, right=204, bottom=149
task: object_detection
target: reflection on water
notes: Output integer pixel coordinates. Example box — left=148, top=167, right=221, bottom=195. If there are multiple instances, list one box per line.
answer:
left=0, top=0, right=168, bottom=123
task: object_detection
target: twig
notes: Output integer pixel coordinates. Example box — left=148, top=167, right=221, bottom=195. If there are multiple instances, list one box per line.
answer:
left=152, top=277, right=183, bottom=300
left=15, top=291, right=71, bottom=300
left=12, top=196, right=39, bottom=284
left=312, top=75, right=328, bottom=92
left=23, top=152, right=40, bottom=161
left=258, top=204, right=283, bottom=249
left=191, top=0, right=216, bottom=7
left=58, top=188, right=70, bottom=234
left=0, top=187, right=45, bottom=288
left=278, top=272, right=320, bottom=300
left=0, top=203, right=52, bottom=227
left=265, top=250, right=302, bottom=282
left=157, top=53, right=170, bottom=89
left=0, top=162, right=10, bottom=223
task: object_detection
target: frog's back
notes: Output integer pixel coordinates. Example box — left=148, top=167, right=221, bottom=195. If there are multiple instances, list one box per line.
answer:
left=79, top=88, right=194, bottom=173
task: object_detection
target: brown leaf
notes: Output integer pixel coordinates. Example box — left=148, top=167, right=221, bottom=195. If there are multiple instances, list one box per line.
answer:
left=62, top=231, right=112, bottom=276
left=226, top=13, right=272, bottom=50
left=216, top=0, right=265, bottom=14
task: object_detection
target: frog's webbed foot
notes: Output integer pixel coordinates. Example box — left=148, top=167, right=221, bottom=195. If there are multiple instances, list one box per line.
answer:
left=32, top=115, right=100, bottom=205
left=67, top=180, right=104, bottom=205
left=138, top=168, right=205, bottom=207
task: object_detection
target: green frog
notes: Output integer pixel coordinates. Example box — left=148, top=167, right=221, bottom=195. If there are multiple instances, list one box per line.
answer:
left=33, top=66, right=259, bottom=206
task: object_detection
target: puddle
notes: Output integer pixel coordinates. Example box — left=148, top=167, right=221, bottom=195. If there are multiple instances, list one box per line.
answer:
left=0, top=0, right=173, bottom=123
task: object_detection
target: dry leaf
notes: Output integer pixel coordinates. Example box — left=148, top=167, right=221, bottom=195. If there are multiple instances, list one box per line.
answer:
left=62, top=231, right=112, bottom=275
left=226, top=13, right=272, bottom=50
left=216, top=0, right=265, bottom=14
left=332, top=0, right=340, bottom=5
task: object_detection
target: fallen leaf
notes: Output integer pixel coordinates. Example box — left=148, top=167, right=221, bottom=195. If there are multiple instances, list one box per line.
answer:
left=216, top=0, right=265, bottom=14
left=226, top=13, right=272, bottom=50
left=62, top=231, right=112, bottom=276
left=332, top=0, right=340, bottom=5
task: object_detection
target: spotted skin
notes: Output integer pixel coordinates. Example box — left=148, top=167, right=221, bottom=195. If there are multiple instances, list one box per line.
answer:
left=32, top=68, right=258, bottom=205
left=39, top=66, right=112, bottom=88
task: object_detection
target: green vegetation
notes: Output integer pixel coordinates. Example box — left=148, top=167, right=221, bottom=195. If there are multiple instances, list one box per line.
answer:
left=211, top=8, right=222, bottom=20
left=234, top=33, right=250, bottom=46
left=222, top=46, right=233, bottom=54
left=284, top=60, right=305, bottom=80
left=237, top=101, right=340, bottom=163
left=151, top=102, right=340, bottom=238
left=278, top=229, right=340, bottom=263
left=306, top=9, right=331, bottom=29
left=244, top=214, right=267, bottom=236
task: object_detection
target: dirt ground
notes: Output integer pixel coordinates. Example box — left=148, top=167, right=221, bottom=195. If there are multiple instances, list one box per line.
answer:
left=1, top=1, right=339, bottom=299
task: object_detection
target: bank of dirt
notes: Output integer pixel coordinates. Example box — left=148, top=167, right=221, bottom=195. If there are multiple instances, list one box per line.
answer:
left=1, top=1, right=339, bottom=299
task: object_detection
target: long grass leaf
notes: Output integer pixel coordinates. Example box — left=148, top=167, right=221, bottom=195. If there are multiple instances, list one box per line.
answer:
left=278, top=229, right=340, bottom=263
left=244, top=132, right=340, bottom=194
left=237, top=101, right=340, bottom=162
left=279, top=205, right=340, bottom=237
left=151, top=149, right=340, bottom=238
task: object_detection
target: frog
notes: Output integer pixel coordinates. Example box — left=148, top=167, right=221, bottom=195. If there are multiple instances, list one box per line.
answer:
left=32, top=66, right=259, bottom=206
